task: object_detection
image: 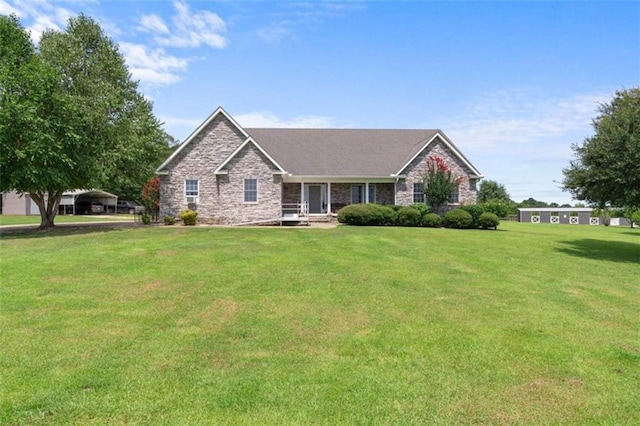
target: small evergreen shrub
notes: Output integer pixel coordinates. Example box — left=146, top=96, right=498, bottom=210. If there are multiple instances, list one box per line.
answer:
left=141, top=214, right=151, bottom=225
left=478, top=212, right=500, bottom=229
left=164, top=216, right=176, bottom=225
left=443, top=208, right=473, bottom=229
left=460, top=204, right=484, bottom=228
left=409, top=203, right=430, bottom=216
left=378, top=205, right=398, bottom=226
left=178, top=209, right=198, bottom=226
left=397, top=206, right=422, bottom=227
left=422, top=213, right=442, bottom=228
left=390, top=205, right=403, bottom=212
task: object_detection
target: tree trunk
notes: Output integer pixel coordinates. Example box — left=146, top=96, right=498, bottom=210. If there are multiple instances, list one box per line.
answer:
left=30, top=191, right=63, bottom=230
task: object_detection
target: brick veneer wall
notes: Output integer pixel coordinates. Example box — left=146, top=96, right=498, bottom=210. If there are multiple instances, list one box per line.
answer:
left=395, top=138, right=478, bottom=206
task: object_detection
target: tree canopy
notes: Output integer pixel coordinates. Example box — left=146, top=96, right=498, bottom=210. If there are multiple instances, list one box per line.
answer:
left=477, top=180, right=511, bottom=203
left=563, top=88, right=640, bottom=208
left=0, top=14, right=171, bottom=228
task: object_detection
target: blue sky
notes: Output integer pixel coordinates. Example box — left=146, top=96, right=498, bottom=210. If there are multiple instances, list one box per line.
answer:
left=3, top=0, right=639, bottom=204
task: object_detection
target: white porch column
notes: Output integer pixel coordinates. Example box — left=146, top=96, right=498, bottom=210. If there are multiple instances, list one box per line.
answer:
left=365, top=182, right=369, bottom=203
left=327, top=182, right=332, bottom=214
left=300, top=182, right=305, bottom=213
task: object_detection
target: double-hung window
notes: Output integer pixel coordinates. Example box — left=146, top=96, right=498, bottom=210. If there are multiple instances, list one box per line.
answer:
left=412, top=182, right=424, bottom=203
left=244, top=178, right=257, bottom=203
left=185, top=179, right=199, bottom=203
left=449, top=185, right=460, bottom=204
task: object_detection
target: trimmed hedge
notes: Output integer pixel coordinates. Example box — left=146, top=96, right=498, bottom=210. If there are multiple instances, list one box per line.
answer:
left=461, top=204, right=484, bottom=228
left=409, top=203, right=430, bottom=216
left=478, top=212, right=500, bottom=229
left=443, top=208, right=473, bottom=229
left=397, top=206, right=422, bottom=227
left=337, top=204, right=397, bottom=226
left=422, top=213, right=442, bottom=228
left=337, top=204, right=496, bottom=231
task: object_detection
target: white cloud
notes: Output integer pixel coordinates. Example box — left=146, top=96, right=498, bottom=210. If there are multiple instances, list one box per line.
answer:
left=142, top=1, right=228, bottom=49
left=139, top=14, right=169, bottom=34
left=119, top=42, right=188, bottom=86
left=235, top=112, right=339, bottom=128
left=0, top=0, right=21, bottom=16
left=444, top=90, right=608, bottom=150
left=439, top=89, right=614, bottom=204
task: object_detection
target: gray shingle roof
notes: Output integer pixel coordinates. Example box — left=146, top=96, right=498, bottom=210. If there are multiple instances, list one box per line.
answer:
left=245, top=128, right=446, bottom=177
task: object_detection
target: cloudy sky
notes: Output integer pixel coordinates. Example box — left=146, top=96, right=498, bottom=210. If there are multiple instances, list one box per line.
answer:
left=2, top=0, right=638, bottom=204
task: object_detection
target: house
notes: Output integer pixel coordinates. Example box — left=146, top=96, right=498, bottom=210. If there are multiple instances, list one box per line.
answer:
left=156, top=107, right=483, bottom=224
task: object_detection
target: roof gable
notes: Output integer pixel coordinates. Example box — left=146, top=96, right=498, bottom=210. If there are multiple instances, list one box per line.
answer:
left=214, top=137, right=286, bottom=175
left=156, top=106, right=248, bottom=174
left=395, top=132, right=483, bottom=177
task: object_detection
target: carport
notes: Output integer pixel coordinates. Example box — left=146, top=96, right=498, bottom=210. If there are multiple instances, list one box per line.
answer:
left=60, top=189, right=118, bottom=215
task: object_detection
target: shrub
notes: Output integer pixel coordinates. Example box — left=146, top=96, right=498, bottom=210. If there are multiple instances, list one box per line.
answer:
left=422, top=213, right=442, bottom=228
left=390, top=205, right=403, bottom=212
left=178, top=209, right=198, bottom=226
left=337, top=204, right=389, bottom=226
left=164, top=216, right=176, bottom=225
left=397, top=206, right=422, bottom=227
left=481, top=200, right=514, bottom=218
left=460, top=204, right=484, bottom=228
left=409, top=203, right=430, bottom=216
left=478, top=212, right=500, bottom=229
left=443, top=208, right=473, bottom=229
left=378, top=205, right=398, bottom=226
left=141, top=213, right=151, bottom=225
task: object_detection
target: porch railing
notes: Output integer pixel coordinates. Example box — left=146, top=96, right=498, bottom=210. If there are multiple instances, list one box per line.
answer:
left=281, top=202, right=309, bottom=225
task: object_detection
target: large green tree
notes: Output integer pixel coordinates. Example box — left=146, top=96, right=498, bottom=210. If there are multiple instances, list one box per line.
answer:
left=563, top=88, right=640, bottom=209
left=0, top=14, right=169, bottom=229
left=477, top=179, right=511, bottom=203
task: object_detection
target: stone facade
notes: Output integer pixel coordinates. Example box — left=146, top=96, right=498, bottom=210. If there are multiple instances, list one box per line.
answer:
left=395, top=138, right=478, bottom=207
left=159, top=114, right=282, bottom=224
left=158, top=110, right=480, bottom=224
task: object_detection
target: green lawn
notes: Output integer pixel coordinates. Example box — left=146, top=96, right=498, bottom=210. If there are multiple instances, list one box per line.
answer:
left=0, top=214, right=133, bottom=226
left=1, top=223, right=638, bottom=424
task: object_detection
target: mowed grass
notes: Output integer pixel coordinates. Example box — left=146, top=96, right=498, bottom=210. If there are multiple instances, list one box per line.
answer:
left=0, top=214, right=132, bottom=226
left=1, top=222, right=638, bottom=424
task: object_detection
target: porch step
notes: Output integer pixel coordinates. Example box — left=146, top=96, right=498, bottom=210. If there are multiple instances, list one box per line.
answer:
left=308, top=215, right=335, bottom=223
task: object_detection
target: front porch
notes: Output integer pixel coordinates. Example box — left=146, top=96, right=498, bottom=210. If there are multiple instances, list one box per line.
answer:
left=282, top=182, right=395, bottom=216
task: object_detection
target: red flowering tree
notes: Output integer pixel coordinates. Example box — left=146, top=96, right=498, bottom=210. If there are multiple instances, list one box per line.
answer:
left=421, top=156, right=462, bottom=214
left=141, top=176, right=160, bottom=221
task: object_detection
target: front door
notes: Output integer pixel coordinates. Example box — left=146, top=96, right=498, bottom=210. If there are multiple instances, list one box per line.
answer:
left=305, top=184, right=326, bottom=214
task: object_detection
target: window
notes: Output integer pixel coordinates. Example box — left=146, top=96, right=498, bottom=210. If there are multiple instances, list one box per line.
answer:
left=412, top=182, right=424, bottom=203
left=449, top=185, right=460, bottom=204
left=351, top=185, right=364, bottom=204
left=185, top=179, right=199, bottom=202
left=368, top=184, right=376, bottom=204
left=244, top=178, right=257, bottom=203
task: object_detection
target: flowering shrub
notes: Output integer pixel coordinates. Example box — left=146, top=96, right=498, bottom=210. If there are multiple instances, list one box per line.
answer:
left=141, top=177, right=160, bottom=221
left=421, top=156, right=463, bottom=214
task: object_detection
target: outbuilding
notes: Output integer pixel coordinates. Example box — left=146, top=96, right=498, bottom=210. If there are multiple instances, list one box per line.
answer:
left=2, top=190, right=118, bottom=215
